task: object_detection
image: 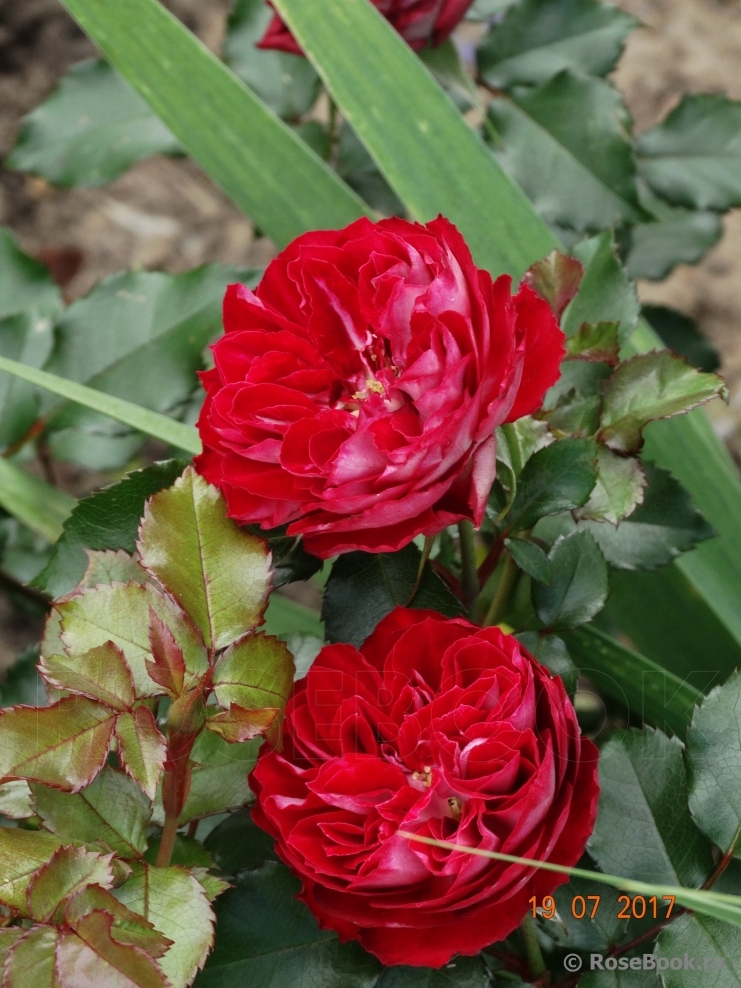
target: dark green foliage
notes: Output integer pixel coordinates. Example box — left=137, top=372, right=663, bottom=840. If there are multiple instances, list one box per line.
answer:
left=508, top=438, right=597, bottom=531
left=204, top=809, right=278, bottom=875
left=533, top=530, right=609, bottom=628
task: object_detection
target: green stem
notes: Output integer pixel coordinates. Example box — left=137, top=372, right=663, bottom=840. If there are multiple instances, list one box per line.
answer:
left=156, top=810, right=179, bottom=868
left=520, top=913, right=547, bottom=981
left=407, top=535, right=435, bottom=605
left=458, top=520, right=479, bottom=621
left=500, top=422, right=522, bottom=475
left=484, top=551, right=518, bottom=627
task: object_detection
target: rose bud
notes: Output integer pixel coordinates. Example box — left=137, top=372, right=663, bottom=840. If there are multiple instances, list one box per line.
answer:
left=251, top=608, right=600, bottom=968
left=258, top=0, right=476, bottom=55
left=195, top=217, right=565, bottom=557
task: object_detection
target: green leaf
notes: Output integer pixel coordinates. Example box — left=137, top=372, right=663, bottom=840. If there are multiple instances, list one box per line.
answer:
left=115, top=706, right=167, bottom=800
left=31, top=767, right=151, bottom=858
left=575, top=447, right=645, bottom=525
left=0, top=780, right=34, bottom=820
left=548, top=876, right=628, bottom=952
left=59, top=0, right=367, bottom=248
left=196, top=860, right=381, bottom=988
left=0, top=228, right=62, bottom=321
left=212, top=634, right=295, bottom=745
left=176, top=731, right=261, bottom=825
left=138, top=467, right=272, bottom=651
left=377, top=958, right=491, bottom=988
left=562, top=232, right=640, bottom=343
left=27, top=844, right=115, bottom=922
left=225, top=0, right=321, bottom=119
left=636, top=94, right=741, bottom=212
left=0, top=697, right=116, bottom=792
left=77, top=549, right=151, bottom=590
left=0, top=355, right=200, bottom=455
left=262, top=592, right=325, bottom=642
left=534, top=530, right=609, bottom=628
left=57, top=912, right=170, bottom=988
left=203, top=809, right=277, bottom=876
left=0, top=828, right=63, bottom=910
left=337, top=121, right=405, bottom=217
left=487, top=72, right=642, bottom=234
left=418, top=39, right=479, bottom=113
left=622, top=209, right=723, bottom=282
left=581, top=462, right=714, bottom=569
left=477, top=0, right=638, bottom=88
left=516, top=632, right=578, bottom=692
left=565, top=322, right=620, bottom=365
left=588, top=728, right=713, bottom=887
left=686, top=672, right=741, bottom=856
left=655, top=912, right=740, bottom=986
left=0, top=313, right=54, bottom=452
left=271, top=0, right=554, bottom=276
left=255, top=528, right=322, bottom=589
left=34, top=459, right=186, bottom=599
left=578, top=970, right=660, bottom=987
left=562, top=624, right=702, bottom=736
left=508, top=438, right=597, bottom=532
left=642, top=306, right=720, bottom=374
left=322, top=543, right=464, bottom=648
left=599, top=351, right=727, bottom=454
left=40, top=641, right=135, bottom=711
left=115, top=862, right=215, bottom=988
left=7, top=59, right=180, bottom=187
left=3, top=926, right=59, bottom=988
left=505, top=536, right=551, bottom=583
left=522, top=248, right=584, bottom=319
left=0, top=456, right=75, bottom=543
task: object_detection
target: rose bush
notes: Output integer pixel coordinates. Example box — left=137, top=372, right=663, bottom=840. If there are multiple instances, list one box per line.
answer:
left=258, top=0, right=475, bottom=55
left=251, top=607, right=600, bottom=967
left=195, top=216, right=565, bottom=557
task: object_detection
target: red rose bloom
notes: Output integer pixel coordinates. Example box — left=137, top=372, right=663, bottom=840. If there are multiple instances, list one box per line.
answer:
left=258, top=0, right=475, bottom=55
left=251, top=608, right=600, bottom=967
left=196, top=217, right=564, bottom=557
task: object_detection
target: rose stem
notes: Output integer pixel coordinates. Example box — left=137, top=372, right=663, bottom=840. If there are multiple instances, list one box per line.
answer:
left=156, top=811, right=179, bottom=869
left=407, top=535, right=435, bottom=605
left=458, top=520, right=479, bottom=620
left=519, top=914, right=548, bottom=981
left=484, top=551, right=518, bottom=626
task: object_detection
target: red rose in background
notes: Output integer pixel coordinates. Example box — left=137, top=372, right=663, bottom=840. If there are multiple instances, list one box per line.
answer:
left=196, top=217, right=564, bottom=557
left=258, top=0, right=475, bottom=55
left=251, top=609, right=599, bottom=967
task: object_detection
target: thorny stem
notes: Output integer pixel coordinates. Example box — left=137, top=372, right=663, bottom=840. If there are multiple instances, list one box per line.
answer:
left=520, top=913, right=548, bottom=982
left=484, top=551, right=518, bottom=627
left=457, top=520, right=479, bottom=621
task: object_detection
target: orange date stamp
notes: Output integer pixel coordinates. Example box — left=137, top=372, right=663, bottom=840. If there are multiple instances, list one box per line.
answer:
left=529, top=894, right=676, bottom=921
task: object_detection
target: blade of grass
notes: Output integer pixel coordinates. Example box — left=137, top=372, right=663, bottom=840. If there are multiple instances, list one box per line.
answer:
left=0, top=457, right=75, bottom=543
left=0, top=356, right=201, bottom=455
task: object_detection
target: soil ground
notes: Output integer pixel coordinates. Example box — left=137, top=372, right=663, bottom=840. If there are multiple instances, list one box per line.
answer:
left=0, top=0, right=739, bottom=662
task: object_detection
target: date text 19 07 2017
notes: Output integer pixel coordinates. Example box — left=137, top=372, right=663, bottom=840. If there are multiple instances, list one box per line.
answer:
left=529, top=894, right=676, bottom=921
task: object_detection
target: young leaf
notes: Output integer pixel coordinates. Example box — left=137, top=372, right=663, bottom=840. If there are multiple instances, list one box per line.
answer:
left=521, top=249, right=583, bottom=319
left=40, top=641, right=136, bottom=712
left=147, top=608, right=186, bottom=697
left=115, top=707, right=167, bottom=801
left=580, top=462, right=714, bottom=569
left=322, top=542, right=464, bottom=648
left=0, top=697, right=116, bottom=792
left=505, top=536, right=551, bottom=584
left=636, top=93, right=741, bottom=212
left=3, top=925, right=59, bottom=988
left=0, top=828, right=64, bottom=910
left=477, top=0, right=638, bottom=88
left=575, top=447, right=645, bottom=525
left=599, top=351, right=728, bottom=454
left=205, top=704, right=279, bottom=745
left=78, top=550, right=151, bottom=590
left=487, top=72, right=642, bottom=234
left=212, top=634, right=294, bottom=744
left=565, top=321, right=620, bottom=365
left=226, top=0, right=321, bottom=119
left=114, top=862, right=215, bottom=988
left=507, top=438, right=597, bottom=532
left=173, top=732, right=261, bottom=825
left=34, top=459, right=186, bottom=599
left=31, top=768, right=151, bottom=859
left=0, top=457, right=75, bottom=544
left=138, top=467, right=272, bottom=651
left=534, top=530, right=609, bottom=628
left=686, top=672, right=741, bottom=856
left=57, top=912, right=170, bottom=988
left=197, top=861, right=381, bottom=988
left=27, top=844, right=116, bottom=922
left=7, top=59, right=180, bottom=187
left=562, top=232, right=639, bottom=343
left=64, top=885, right=173, bottom=958
left=588, top=728, right=713, bottom=888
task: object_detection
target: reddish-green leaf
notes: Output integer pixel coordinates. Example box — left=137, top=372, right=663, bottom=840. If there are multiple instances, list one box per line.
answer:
left=575, top=447, right=646, bottom=525
left=138, top=467, right=272, bottom=651
left=0, top=697, right=116, bottom=792
left=205, top=704, right=279, bottom=745
left=0, top=780, right=34, bottom=820
left=564, top=321, right=620, bottom=365
left=115, top=707, right=167, bottom=801
left=4, top=926, right=60, bottom=988
left=57, top=912, right=169, bottom=988
left=26, top=844, right=115, bottom=922
left=64, top=886, right=172, bottom=959
left=31, top=767, right=151, bottom=859
left=114, top=863, right=214, bottom=988
left=40, top=642, right=135, bottom=712
left=600, top=351, right=729, bottom=453
left=0, top=929, right=29, bottom=979
left=522, top=249, right=583, bottom=319
left=78, top=550, right=151, bottom=591
left=0, top=828, right=64, bottom=910
left=146, top=608, right=186, bottom=697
